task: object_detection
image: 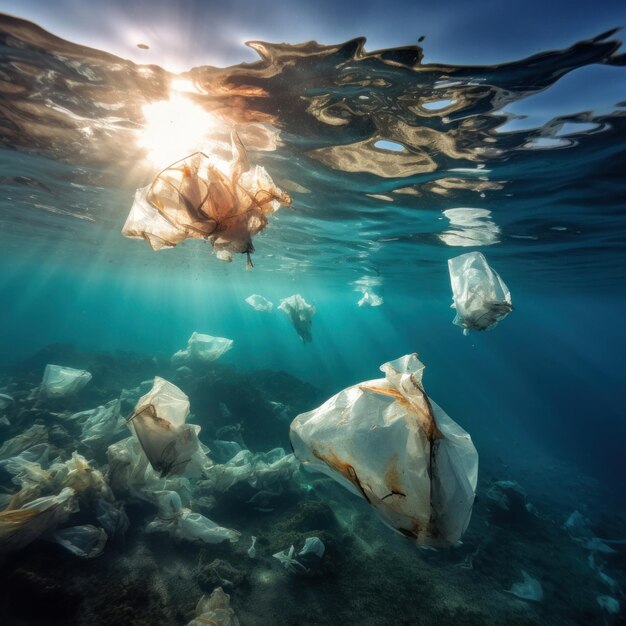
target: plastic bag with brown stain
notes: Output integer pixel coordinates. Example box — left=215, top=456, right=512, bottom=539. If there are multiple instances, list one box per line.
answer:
left=127, top=377, right=201, bottom=478
left=122, top=132, right=291, bottom=266
left=289, top=354, right=478, bottom=547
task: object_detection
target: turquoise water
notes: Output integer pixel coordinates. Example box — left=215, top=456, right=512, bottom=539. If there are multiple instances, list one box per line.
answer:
left=0, top=12, right=625, bottom=625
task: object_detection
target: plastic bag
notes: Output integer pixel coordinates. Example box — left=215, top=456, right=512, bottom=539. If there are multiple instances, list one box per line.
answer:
left=279, top=294, right=315, bottom=343
left=47, top=524, right=107, bottom=558
left=0, top=487, right=78, bottom=555
left=128, top=377, right=200, bottom=477
left=245, top=294, right=273, bottom=311
left=506, top=570, right=543, bottom=602
left=77, top=398, right=126, bottom=451
left=96, top=499, right=129, bottom=540
left=448, top=251, right=512, bottom=334
left=122, top=132, right=291, bottom=266
left=358, top=291, right=383, bottom=307
left=273, top=536, right=325, bottom=574
left=187, top=587, right=240, bottom=626
left=39, top=364, right=92, bottom=399
left=146, top=490, right=240, bottom=545
left=290, top=354, right=478, bottom=546
left=54, top=452, right=114, bottom=501
left=171, top=332, right=233, bottom=365
left=0, top=424, right=48, bottom=460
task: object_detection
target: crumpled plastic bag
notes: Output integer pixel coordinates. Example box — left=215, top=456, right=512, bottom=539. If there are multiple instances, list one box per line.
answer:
left=96, top=499, right=129, bottom=540
left=47, top=524, right=107, bottom=558
left=290, top=354, right=478, bottom=546
left=506, top=570, right=543, bottom=602
left=448, top=251, right=512, bottom=334
left=0, top=443, right=54, bottom=508
left=279, top=294, right=315, bottom=343
left=39, top=364, right=92, bottom=399
left=122, top=132, right=291, bottom=266
left=245, top=294, right=273, bottom=312
left=0, top=487, right=78, bottom=555
left=54, top=452, right=114, bottom=502
left=0, top=424, right=48, bottom=460
left=128, top=377, right=200, bottom=477
left=358, top=291, right=384, bottom=307
left=171, top=332, right=233, bottom=365
left=273, top=536, right=325, bottom=574
left=187, top=587, right=240, bottom=626
left=75, top=398, right=126, bottom=451
left=146, top=490, right=240, bottom=545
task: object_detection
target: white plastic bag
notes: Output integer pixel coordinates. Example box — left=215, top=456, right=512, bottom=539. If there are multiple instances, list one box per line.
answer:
left=448, top=251, right=512, bottom=334
left=245, top=294, right=273, bottom=312
left=39, top=364, right=92, bottom=398
left=290, top=354, right=478, bottom=546
left=78, top=398, right=126, bottom=450
left=171, top=332, right=233, bottom=365
left=128, top=377, right=200, bottom=477
left=279, top=294, right=315, bottom=343
left=187, top=587, right=240, bottom=626
left=122, top=132, right=291, bottom=266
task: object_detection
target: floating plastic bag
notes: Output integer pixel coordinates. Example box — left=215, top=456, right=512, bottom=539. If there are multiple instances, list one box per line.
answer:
left=448, top=251, right=512, bottom=334
left=39, top=364, right=92, bottom=399
left=0, top=487, right=78, bottom=555
left=171, top=332, right=233, bottom=365
left=358, top=291, right=384, bottom=307
left=122, top=132, right=291, bottom=266
left=506, top=570, right=543, bottom=602
left=290, top=354, right=478, bottom=546
left=128, top=377, right=200, bottom=477
left=47, top=524, right=107, bottom=558
left=279, top=294, right=315, bottom=343
left=273, top=536, right=325, bottom=574
left=245, top=294, right=273, bottom=312
left=187, top=587, right=240, bottom=626
left=146, top=490, right=240, bottom=545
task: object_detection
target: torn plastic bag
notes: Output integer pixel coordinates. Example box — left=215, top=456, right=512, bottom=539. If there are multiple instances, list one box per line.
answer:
left=96, top=499, right=129, bottom=540
left=187, top=587, right=240, bottom=626
left=122, top=132, right=291, bottom=266
left=146, top=490, right=240, bottom=544
left=0, top=424, right=48, bottom=460
left=0, top=444, right=54, bottom=509
left=39, top=364, right=92, bottom=399
left=171, top=332, right=233, bottom=365
left=106, top=436, right=153, bottom=495
left=47, top=524, right=107, bottom=558
left=78, top=398, right=126, bottom=451
left=273, top=536, right=325, bottom=574
left=290, top=354, right=478, bottom=547
left=0, top=487, right=78, bottom=555
left=279, top=294, right=315, bottom=343
left=54, top=452, right=114, bottom=502
left=128, top=377, right=200, bottom=477
left=358, top=291, right=384, bottom=307
left=448, top=251, right=512, bottom=334
left=245, top=294, right=273, bottom=312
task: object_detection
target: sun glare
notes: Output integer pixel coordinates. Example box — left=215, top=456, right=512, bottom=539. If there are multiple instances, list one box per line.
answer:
left=139, top=94, right=216, bottom=168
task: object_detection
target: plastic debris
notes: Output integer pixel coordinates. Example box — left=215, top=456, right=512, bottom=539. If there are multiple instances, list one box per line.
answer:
left=56, top=452, right=114, bottom=501
left=290, top=353, right=478, bottom=546
left=0, top=424, right=48, bottom=460
left=76, top=398, right=126, bottom=451
left=358, top=291, right=384, bottom=307
left=187, top=587, right=240, bottom=626
left=128, top=377, right=201, bottom=477
left=0, top=393, right=14, bottom=410
left=122, top=132, right=291, bottom=266
left=597, top=595, right=620, bottom=615
left=96, top=499, right=129, bottom=540
left=273, top=536, right=325, bottom=574
left=248, top=535, right=257, bottom=558
left=506, top=570, right=543, bottom=602
left=279, top=294, right=315, bottom=343
left=39, top=364, right=92, bottom=399
left=563, top=510, right=592, bottom=538
left=171, top=332, right=233, bottom=365
left=448, top=251, right=512, bottom=334
left=47, top=524, right=107, bottom=558
left=245, top=294, right=273, bottom=312
left=0, top=487, right=78, bottom=555
left=146, top=490, right=240, bottom=545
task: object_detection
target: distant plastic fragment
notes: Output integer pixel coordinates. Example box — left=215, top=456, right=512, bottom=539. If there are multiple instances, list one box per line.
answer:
left=597, top=595, right=620, bottom=615
left=506, top=570, right=543, bottom=602
left=248, top=535, right=257, bottom=558
left=122, top=132, right=291, bottom=266
left=171, top=332, right=233, bottom=365
left=562, top=510, right=592, bottom=538
left=0, top=487, right=78, bottom=555
left=128, top=377, right=201, bottom=477
left=448, top=251, right=512, bottom=334
left=290, top=354, right=478, bottom=546
left=279, top=294, right=315, bottom=343
left=358, top=291, right=384, bottom=307
left=48, top=524, right=107, bottom=558
left=39, top=364, right=92, bottom=399
left=0, top=393, right=14, bottom=410
left=353, top=276, right=383, bottom=307
left=245, top=294, right=273, bottom=312
left=96, top=499, right=129, bottom=540
left=273, top=536, right=325, bottom=574
left=187, top=587, right=240, bottom=626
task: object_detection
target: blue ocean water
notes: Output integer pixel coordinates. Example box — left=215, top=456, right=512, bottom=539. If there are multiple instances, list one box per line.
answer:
left=0, top=11, right=625, bottom=625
